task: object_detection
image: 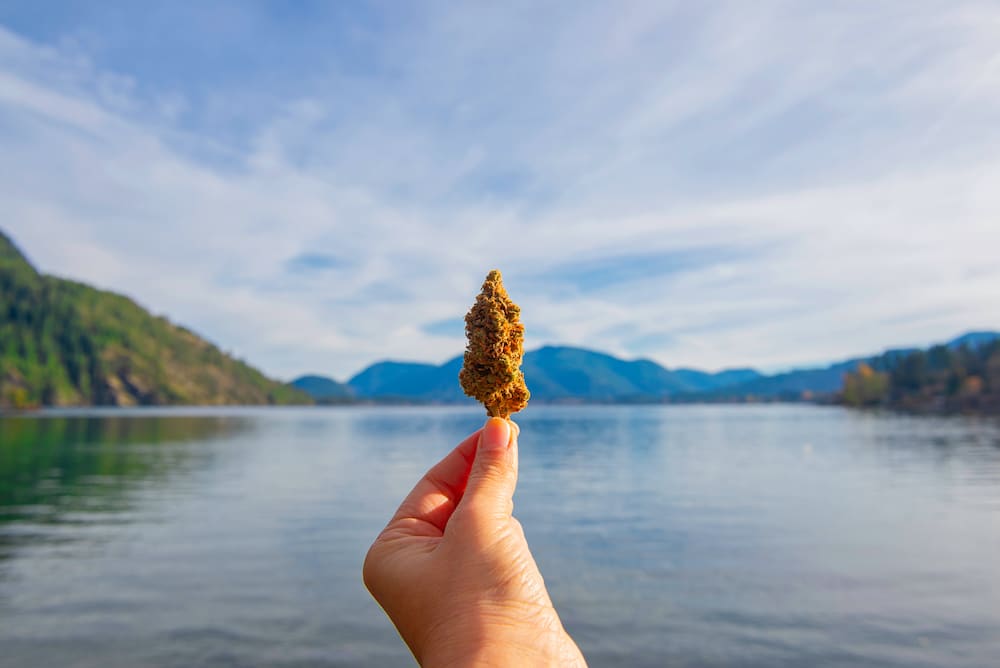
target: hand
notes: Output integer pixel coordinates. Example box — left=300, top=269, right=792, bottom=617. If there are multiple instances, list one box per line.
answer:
left=363, top=418, right=587, bottom=667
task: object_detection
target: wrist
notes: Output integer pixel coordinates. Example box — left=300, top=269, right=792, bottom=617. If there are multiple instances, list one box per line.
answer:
left=417, top=602, right=586, bottom=667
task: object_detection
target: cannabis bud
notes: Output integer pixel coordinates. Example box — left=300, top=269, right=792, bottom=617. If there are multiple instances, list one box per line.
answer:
left=459, top=270, right=530, bottom=418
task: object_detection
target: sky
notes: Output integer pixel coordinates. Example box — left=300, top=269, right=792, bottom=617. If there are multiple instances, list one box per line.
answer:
left=1, top=1, right=999, bottom=381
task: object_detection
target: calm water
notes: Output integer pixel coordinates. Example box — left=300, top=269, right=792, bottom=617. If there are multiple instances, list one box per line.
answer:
left=1, top=405, right=999, bottom=667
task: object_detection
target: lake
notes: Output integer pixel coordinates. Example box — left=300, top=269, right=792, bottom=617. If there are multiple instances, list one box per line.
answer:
left=1, top=405, right=999, bottom=667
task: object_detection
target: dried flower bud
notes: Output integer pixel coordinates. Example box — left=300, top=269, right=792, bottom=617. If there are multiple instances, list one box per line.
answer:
left=459, top=270, right=530, bottom=418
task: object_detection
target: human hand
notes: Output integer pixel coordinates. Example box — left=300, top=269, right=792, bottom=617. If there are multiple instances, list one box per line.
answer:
left=363, top=418, right=587, bottom=667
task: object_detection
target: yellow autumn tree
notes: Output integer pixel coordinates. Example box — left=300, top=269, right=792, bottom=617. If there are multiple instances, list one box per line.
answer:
left=842, top=363, right=889, bottom=407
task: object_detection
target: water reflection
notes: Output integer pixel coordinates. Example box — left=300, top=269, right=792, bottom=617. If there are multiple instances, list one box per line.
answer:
left=0, top=406, right=998, bottom=668
left=0, top=415, right=248, bottom=551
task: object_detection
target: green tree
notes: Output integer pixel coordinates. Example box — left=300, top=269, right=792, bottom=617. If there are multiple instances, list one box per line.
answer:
left=0, top=229, right=312, bottom=408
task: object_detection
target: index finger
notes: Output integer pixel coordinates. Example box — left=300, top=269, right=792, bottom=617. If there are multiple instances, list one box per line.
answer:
left=386, top=427, right=483, bottom=535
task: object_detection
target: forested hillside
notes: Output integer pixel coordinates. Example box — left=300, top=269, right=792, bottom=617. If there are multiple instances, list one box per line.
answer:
left=0, top=230, right=310, bottom=408
left=842, top=337, right=1000, bottom=413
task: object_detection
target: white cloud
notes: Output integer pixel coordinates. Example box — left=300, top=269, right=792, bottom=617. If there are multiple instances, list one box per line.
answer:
left=1, top=2, right=999, bottom=380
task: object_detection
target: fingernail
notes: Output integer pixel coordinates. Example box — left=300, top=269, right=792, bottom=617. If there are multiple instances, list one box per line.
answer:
left=481, top=417, right=511, bottom=452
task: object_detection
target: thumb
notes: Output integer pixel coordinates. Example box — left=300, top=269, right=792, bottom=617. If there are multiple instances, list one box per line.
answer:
left=462, top=417, right=518, bottom=517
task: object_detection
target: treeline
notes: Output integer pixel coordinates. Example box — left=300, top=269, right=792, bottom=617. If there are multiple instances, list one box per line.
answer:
left=1, top=230, right=309, bottom=408
left=841, top=340, right=1000, bottom=413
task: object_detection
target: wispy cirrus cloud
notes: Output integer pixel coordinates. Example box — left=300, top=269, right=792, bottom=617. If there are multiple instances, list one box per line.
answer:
left=1, top=2, right=999, bottom=379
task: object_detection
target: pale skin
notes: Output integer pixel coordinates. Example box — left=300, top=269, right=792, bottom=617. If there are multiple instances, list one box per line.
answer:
left=363, top=418, right=588, bottom=667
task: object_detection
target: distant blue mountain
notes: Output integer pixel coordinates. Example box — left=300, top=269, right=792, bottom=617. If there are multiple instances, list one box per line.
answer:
left=289, top=331, right=1000, bottom=404
left=673, top=367, right=762, bottom=391
left=289, top=375, right=354, bottom=400
left=347, top=356, right=467, bottom=402
left=947, top=331, right=1000, bottom=350
left=711, top=359, right=862, bottom=398
left=520, top=346, right=761, bottom=399
left=322, top=345, right=763, bottom=402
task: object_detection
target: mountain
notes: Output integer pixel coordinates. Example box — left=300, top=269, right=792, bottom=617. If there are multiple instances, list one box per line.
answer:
left=0, top=230, right=311, bottom=408
left=712, top=359, right=862, bottom=399
left=298, top=345, right=765, bottom=403
left=295, top=333, right=1000, bottom=405
left=521, top=347, right=679, bottom=399
left=670, top=367, right=762, bottom=392
left=289, top=375, right=354, bottom=401
left=519, top=346, right=762, bottom=399
left=348, top=357, right=468, bottom=402
left=947, top=331, right=1000, bottom=350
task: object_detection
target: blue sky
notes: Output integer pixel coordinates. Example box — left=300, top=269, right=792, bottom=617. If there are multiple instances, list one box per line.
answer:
left=1, top=1, right=999, bottom=379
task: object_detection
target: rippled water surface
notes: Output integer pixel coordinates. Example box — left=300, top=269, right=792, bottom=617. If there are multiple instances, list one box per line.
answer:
left=1, top=405, right=999, bottom=667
